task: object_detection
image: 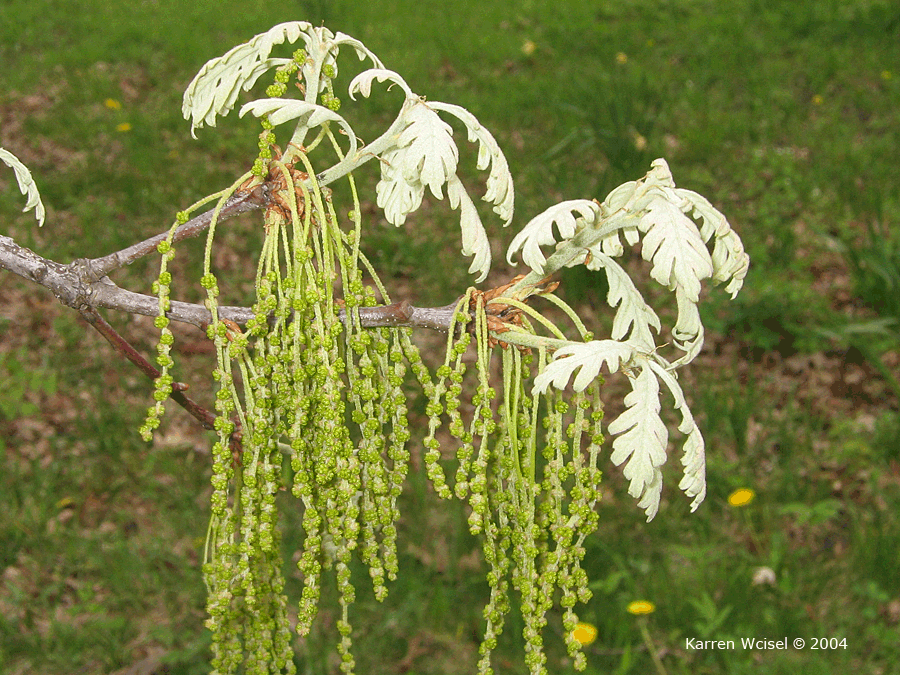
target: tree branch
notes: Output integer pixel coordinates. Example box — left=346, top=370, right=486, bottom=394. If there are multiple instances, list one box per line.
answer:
left=87, top=186, right=269, bottom=279
left=1, top=197, right=466, bottom=446
left=0, top=201, right=462, bottom=333
left=78, top=304, right=245, bottom=457
left=77, top=305, right=217, bottom=431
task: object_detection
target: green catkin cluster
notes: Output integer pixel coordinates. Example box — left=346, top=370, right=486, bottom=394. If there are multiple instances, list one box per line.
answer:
left=424, top=298, right=606, bottom=675
left=422, top=291, right=475, bottom=499
left=194, top=122, right=416, bottom=672
left=149, top=46, right=608, bottom=675
left=140, top=224, right=181, bottom=440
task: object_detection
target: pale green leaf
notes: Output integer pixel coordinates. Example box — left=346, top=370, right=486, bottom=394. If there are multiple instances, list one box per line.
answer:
left=330, top=32, right=385, bottom=70
left=0, top=148, right=45, bottom=227
left=375, top=144, right=424, bottom=226
left=428, top=102, right=514, bottom=224
left=395, top=101, right=458, bottom=200
left=675, top=188, right=749, bottom=298
left=647, top=360, right=707, bottom=512
left=638, top=194, right=713, bottom=301
left=348, top=68, right=412, bottom=100
left=374, top=98, right=493, bottom=280
left=584, top=251, right=660, bottom=350
left=238, top=99, right=357, bottom=157
left=506, top=199, right=601, bottom=274
left=447, top=175, right=491, bottom=282
left=375, top=98, right=457, bottom=221
left=532, top=340, right=635, bottom=394
left=607, top=363, right=668, bottom=521
left=182, top=22, right=315, bottom=137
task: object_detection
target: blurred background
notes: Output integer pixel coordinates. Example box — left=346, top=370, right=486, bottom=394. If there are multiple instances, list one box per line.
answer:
left=1, top=1, right=898, bottom=673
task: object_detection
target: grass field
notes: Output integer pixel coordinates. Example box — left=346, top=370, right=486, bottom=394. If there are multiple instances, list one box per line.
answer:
left=1, top=1, right=899, bottom=674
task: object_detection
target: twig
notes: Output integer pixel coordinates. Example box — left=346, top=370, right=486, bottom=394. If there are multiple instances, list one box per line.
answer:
left=77, top=305, right=245, bottom=456
left=87, top=186, right=267, bottom=279
left=77, top=305, right=216, bottom=430
left=0, top=232, right=461, bottom=332
left=1, top=194, right=542, bottom=444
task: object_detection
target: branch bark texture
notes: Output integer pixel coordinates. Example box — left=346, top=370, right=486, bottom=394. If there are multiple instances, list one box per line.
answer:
left=0, top=195, right=461, bottom=333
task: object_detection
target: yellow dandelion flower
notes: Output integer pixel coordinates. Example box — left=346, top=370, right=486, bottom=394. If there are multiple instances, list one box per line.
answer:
left=55, top=496, right=75, bottom=510
left=521, top=40, right=536, bottom=56
left=104, top=98, right=122, bottom=110
left=881, top=70, right=892, bottom=81
left=627, top=600, right=655, bottom=615
left=571, top=622, right=598, bottom=646
left=615, top=52, right=628, bottom=64
left=811, top=94, right=823, bottom=106
left=116, top=122, right=132, bottom=132
left=728, top=487, right=755, bottom=507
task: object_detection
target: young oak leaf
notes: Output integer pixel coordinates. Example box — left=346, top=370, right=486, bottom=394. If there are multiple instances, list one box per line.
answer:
left=594, top=160, right=743, bottom=365
left=674, top=188, right=749, bottom=297
left=349, top=70, right=420, bottom=225
left=182, top=23, right=386, bottom=139
left=428, top=102, right=514, bottom=225
left=584, top=251, right=660, bottom=350
left=396, top=101, right=459, bottom=201
left=238, top=99, right=358, bottom=158
left=506, top=199, right=601, bottom=274
left=532, top=339, right=636, bottom=394
left=607, top=362, right=668, bottom=521
left=448, top=175, right=492, bottom=281
left=593, top=159, right=673, bottom=256
left=638, top=194, right=713, bottom=302
left=0, top=148, right=45, bottom=226
left=322, top=31, right=385, bottom=75
left=590, top=178, right=642, bottom=257
left=678, top=425, right=707, bottom=510
left=374, top=99, right=457, bottom=223
left=373, top=98, right=493, bottom=281
left=534, top=341, right=707, bottom=520
left=348, top=68, right=414, bottom=101
left=376, top=143, right=426, bottom=226
left=647, top=359, right=707, bottom=512
left=349, top=71, right=507, bottom=281
left=182, top=21, right=313, bottom=137
left=635, top=188, right=713, bottom=365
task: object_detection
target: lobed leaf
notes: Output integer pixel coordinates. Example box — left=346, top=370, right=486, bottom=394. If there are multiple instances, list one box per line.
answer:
left=506, top=199, right=601, bottom=274
left=330, top=31, right=385, bottom=71
left=373, top=99, right=493, bottom=281
left=348, top=68, right=412, bottom=101
left=534, top=340, right=709, bottom=520
left=584, top=251, right=660, bottom=350
left=607, top=363, right=668, bottom=521
left=447, top=176, right=491, bottom=282
left=532, top=339, right=635, bottom=394
left=238, top=99, right=358, bottom=157
left=0, top=148, right=45, bottom=226
left=375, top=144, right=425, bottom=226
left=428, top=102, right=514, bottom=224
left=182, top=22, right=316, bottom=137
left=375, top=99, right=457, bottom=221
left=675, top=188, right=749, bottom=297
left=638, top=194, right=713, bottom=301
left=182, top=22, right=385, bottom=139
left=647, top=360, right=707, bottom=512
left=395, top=102, right=459, bottom=200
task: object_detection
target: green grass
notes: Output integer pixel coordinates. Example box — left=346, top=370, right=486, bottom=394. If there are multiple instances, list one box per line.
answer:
left=2, top=0, right=900, bottom=673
